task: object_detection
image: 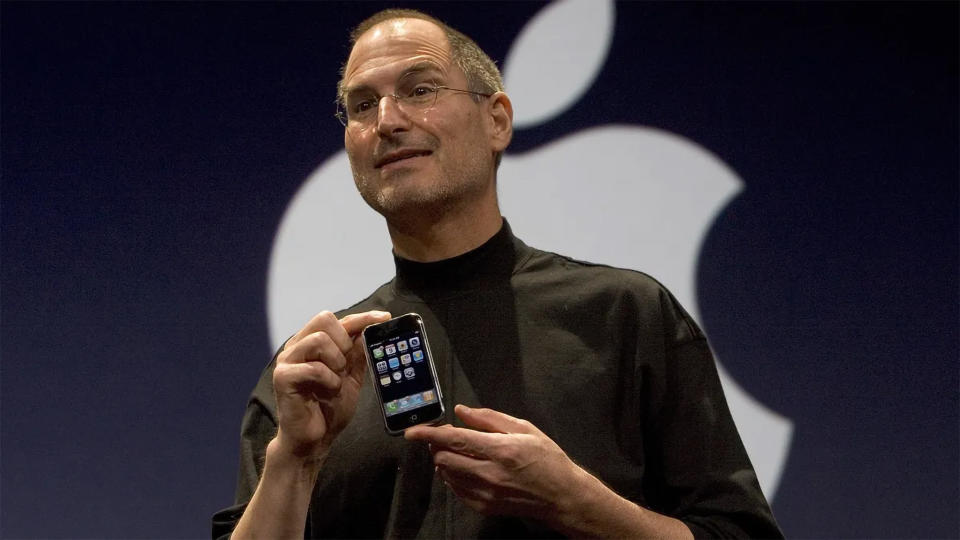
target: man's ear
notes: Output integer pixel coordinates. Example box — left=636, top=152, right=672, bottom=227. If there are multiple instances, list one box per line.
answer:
left=486, top=91, right=513, bottom=153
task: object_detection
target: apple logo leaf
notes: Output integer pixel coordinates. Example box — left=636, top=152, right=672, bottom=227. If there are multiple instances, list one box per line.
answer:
left=503, top=0, right=615, bottom=129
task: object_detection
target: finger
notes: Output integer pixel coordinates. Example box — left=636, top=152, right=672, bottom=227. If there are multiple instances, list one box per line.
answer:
left=438, top=467, right=542, bottom=516
left=343, top=334, right=372, bottom=380
left=438, top=467, right=495, bottom=503
left=341, top=310, right=392, bottom=337
left=288, top=311, right=352, bottom=352
left=433, top=448, right=490, bottom=475
left=274, top=361, right=342, bottom=394
left=406, top=424, right=501, bottom=459
left=280, top=331, right=348, bottom=372
left=455, top=404, right=539, bottom=435
left=404, top=423, right=444, bottom=441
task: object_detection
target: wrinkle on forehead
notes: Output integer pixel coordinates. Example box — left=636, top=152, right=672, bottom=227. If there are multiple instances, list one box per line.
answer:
left=343, top=18, right=455, bottom=88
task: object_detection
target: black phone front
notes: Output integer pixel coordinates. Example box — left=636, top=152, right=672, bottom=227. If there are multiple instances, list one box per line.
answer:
left=362, top=313, right=445, bottom=434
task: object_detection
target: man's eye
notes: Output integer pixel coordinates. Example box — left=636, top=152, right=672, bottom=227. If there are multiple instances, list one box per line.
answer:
left=353, top=100, right=377, bottom=114
left=408, top=85, right=437, bottom=99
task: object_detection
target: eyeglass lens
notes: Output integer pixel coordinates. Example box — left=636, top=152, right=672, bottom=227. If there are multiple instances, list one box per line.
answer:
left=338, top=72, right=442, bottom=126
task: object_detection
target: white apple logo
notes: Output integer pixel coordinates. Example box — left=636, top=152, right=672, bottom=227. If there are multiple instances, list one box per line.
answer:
left=268, top=0, right=792, bottom=499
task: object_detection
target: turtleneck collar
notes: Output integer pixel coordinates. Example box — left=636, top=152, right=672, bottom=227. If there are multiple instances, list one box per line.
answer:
left=393, top=219, right=532, bottom=296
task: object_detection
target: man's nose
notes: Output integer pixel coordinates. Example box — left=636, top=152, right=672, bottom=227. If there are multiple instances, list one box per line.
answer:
left=375, top=95, right=410, bottom=137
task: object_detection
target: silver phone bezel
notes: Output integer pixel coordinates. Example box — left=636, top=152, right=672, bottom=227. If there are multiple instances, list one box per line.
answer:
left=362, top=313, right=445, bottom=435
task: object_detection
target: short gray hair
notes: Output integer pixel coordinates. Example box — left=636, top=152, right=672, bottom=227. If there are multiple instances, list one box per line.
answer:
left=338, top=9, right=503, bottom=104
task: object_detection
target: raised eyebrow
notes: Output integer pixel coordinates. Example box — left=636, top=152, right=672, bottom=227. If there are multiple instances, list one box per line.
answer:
left=398, top=62, right=445, bottom=81
left=344, top=62, right=446, bottom=97
left=342, top=82, right=376, bottom=101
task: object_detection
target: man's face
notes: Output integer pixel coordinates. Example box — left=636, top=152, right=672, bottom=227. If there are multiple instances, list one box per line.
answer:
left=341, top=18, right=496, bottom=219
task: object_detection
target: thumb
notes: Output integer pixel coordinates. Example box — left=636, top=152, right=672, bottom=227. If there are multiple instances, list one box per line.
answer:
left=340, top=310, right=392, bottom=336
left=454, top=404, right=539, bottom=435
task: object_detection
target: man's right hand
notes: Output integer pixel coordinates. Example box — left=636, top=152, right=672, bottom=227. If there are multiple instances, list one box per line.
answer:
left=231, top=309, right=392, bottom=540
left=271, top=310, right=392, bottom=462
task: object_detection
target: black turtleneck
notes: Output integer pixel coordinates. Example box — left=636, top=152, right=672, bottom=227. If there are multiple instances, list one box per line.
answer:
left=392, top=219, right=529, bottom=298
left=214, top=220, right=783, bottom=539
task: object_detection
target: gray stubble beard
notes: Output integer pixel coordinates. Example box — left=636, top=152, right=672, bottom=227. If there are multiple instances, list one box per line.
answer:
left=350, top=151, right=491, bottom=231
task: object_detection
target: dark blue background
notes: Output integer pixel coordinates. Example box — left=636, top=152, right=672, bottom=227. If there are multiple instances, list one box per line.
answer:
left=2, top=2, right=956, bottom=538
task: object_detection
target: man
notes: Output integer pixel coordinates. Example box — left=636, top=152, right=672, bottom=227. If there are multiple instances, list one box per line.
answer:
left=213, top=8, right=782, bottom=539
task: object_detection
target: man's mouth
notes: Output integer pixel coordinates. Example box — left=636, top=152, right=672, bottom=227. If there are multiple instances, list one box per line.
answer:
left=375, top=149, right=433, bottom=169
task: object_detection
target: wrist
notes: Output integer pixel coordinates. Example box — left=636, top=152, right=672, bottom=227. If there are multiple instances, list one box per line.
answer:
left=265, top=436, right=328, bottom=482
left=549, top=463, right=606, bottom=534
left=232, top=436, right=323, bottom=540
left=550, top=466, right=693, bottom=540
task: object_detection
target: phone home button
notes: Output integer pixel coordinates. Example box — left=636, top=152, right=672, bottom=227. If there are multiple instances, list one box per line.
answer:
left=409, top=414, right=418, bottom=423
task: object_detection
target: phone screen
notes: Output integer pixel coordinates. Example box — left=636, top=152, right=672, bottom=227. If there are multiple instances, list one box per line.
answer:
left=363, top=314, right=444, bottom=434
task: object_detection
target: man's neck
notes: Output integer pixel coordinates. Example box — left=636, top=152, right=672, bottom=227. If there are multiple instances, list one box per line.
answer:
left=386, top=199, right=503, bottom=263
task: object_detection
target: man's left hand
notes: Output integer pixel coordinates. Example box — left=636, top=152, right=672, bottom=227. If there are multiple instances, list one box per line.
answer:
left=404, top=404, right=588, bottom=521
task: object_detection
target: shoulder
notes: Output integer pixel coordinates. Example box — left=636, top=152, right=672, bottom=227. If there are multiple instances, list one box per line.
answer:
left=516, top=247, right=704, bottom=341
left=518, top=246, right=672, bottom=302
